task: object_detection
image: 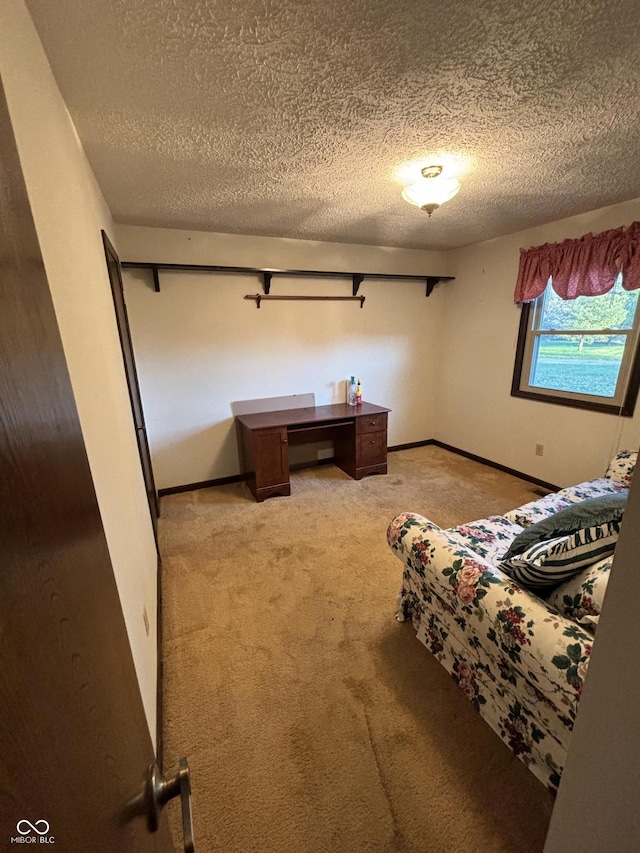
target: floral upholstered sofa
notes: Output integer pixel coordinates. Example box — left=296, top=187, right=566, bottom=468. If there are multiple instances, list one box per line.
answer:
left=387, top=450, right=636, bottom=790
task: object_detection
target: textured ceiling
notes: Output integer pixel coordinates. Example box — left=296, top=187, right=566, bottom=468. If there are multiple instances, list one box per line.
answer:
left=25, top=0, right=640, bottom=250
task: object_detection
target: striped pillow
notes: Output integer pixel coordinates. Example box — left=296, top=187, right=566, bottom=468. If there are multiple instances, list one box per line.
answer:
left=500, top=521, right=620, bottom=591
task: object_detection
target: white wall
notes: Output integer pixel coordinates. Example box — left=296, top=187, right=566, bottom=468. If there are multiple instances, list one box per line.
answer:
left=436, top=198, right=640, bottom=487
left=118, top=202, right=640, bottom=493
left=116, top=225, right=450, bottom=490
left=0, top=0, right=158, bottom=743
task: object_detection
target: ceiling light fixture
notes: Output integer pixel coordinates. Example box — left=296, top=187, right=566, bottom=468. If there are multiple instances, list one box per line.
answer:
left=401, top=165, right=461, bottom=217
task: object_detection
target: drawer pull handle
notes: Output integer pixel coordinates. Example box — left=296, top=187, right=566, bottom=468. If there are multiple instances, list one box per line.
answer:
left=370, top=439, right=376, bottom=444
left=369, top=420, right=377, bottom=426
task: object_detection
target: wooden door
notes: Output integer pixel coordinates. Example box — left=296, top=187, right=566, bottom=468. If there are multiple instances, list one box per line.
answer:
left=102, top=231, right=159, bottom=541
left=0, top=79, right=174, bottom=851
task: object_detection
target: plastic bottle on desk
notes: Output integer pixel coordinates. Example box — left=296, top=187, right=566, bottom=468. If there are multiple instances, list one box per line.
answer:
left=348, top=376, right=357, bottom=406
left=355, top=378, right=362, bottom=405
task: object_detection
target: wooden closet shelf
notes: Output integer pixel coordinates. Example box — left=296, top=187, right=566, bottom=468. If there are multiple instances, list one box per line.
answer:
left=121, top=261, right=454, bottom=297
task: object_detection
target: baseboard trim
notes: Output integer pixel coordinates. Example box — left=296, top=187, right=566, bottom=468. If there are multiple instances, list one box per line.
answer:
left=158, top=473, right=244, bottom=496
left=388, top=439, right=434, bottom=452
left=158, top=438, right=560, bottom=497
left=158, top=458, right=337, bottom=497
left=430, top=439, right=560, bottom=492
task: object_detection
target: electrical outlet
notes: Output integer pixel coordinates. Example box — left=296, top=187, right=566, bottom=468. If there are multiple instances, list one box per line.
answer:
left=535, top=444, right=544, bottom=457
left=143, top=606, right=150, bottom=637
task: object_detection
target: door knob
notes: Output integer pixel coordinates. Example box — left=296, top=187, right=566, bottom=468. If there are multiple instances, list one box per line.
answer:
left=144, top=757, right=195, bottom=852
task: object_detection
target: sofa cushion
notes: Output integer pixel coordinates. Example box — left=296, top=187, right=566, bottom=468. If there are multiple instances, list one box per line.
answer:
left=503, top=494, right=626, bottom=560
left=446, top=515, right=523, bottom=564
left=558, top=478, right=629, bottom=503
left=500, top=520, right=621, bottom=590
left=505, top=478, right=629, bottom=529
left=503, top=493, right=576, bottom=528
left=546, top=555, right=613, bottom=632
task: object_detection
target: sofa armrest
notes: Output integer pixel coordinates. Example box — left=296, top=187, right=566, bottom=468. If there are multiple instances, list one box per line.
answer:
left=387, top=512, right=592, bottom=717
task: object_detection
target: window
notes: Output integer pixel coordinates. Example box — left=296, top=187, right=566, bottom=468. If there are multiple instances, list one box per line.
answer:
left=512, top=274, right=640, bottom=416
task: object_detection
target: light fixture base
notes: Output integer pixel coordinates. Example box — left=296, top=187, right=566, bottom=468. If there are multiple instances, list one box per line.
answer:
left=421, top=203, right=440, bottom=217
left=421, top=165, right=443, bottom=179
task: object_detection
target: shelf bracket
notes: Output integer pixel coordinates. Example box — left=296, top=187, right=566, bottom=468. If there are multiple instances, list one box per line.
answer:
left=426, top=276, right=439, bottom=297
left=352, top=273, right=365, bottom=296
left=261, top=272, right=272, bottom=295
left=152, top=266, right=161, bottom=293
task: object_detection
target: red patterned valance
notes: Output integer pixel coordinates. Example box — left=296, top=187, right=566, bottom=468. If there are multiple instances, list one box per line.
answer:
left=514, top=221, right=640, bottom=303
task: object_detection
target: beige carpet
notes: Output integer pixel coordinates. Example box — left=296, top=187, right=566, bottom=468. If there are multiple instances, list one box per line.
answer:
left=160, top=446, right=555, bottom=853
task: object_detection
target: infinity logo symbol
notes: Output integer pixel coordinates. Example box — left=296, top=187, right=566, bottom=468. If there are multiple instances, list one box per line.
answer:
left=17, top=820, right=50, bottom=835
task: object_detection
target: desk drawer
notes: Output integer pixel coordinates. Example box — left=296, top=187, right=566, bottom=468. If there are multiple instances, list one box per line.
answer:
left=357, top=431, right=387, bottom=467
left=356, top=413, right=387, bottom=435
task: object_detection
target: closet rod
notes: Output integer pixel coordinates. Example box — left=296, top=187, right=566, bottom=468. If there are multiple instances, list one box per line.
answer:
left=245, top=294, right=365, bottom=309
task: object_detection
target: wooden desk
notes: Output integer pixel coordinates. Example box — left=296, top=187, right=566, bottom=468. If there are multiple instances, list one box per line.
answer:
left=235, top=402, right=390, bottom=502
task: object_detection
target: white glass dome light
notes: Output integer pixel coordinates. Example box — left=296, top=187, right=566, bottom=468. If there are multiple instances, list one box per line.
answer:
left=401, top=165, right=461, bottom=217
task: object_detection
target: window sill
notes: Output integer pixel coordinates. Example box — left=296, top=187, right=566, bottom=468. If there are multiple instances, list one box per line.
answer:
left=510, top=387, right=635, bottom=417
